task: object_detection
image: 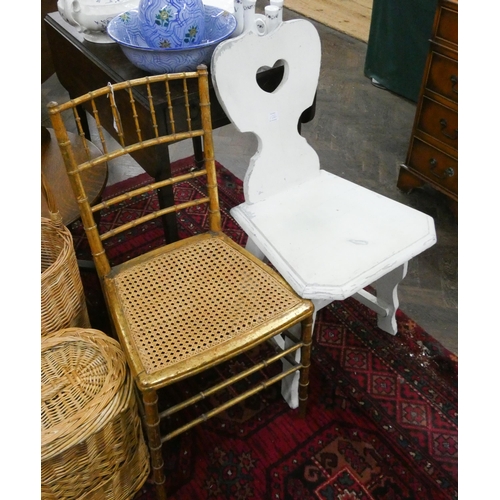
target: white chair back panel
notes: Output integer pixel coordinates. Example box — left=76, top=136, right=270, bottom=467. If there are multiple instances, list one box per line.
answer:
left=212, top=20, right=322, bottom=203
left=231, top=171, right=437, bottom=299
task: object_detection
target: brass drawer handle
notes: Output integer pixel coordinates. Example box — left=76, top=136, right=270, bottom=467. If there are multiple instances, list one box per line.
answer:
left=439, top=118, right=458, bottom=140
left=450, top=74, right=458, bottom=94
left=429, top=158, right=455, bottom=179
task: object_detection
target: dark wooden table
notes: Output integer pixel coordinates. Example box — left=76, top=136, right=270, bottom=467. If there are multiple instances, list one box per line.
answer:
left=44, top=11, right=315, bottom=242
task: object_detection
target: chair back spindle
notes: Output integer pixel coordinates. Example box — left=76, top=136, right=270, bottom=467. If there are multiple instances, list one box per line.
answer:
left=47, top=65, right=221, bottom=279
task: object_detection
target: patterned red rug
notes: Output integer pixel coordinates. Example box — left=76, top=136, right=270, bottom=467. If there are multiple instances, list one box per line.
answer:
left=69, top=156, right=458, bottom=500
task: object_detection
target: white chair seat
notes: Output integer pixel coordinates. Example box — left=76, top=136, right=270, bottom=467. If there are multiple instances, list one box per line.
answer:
left=232, top=170, right=436, bottom=301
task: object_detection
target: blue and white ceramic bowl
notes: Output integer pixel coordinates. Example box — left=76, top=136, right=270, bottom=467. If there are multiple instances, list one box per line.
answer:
left=138, top=0, right=205, bottom=49
left=107, top=7, right=236, bottom=73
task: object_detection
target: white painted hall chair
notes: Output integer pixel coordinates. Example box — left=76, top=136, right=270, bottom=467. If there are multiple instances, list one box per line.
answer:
left=211, top=19, right=437, bottom=408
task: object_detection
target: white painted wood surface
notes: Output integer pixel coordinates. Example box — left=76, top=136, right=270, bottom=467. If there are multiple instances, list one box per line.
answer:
left=212, top=21, right=321, bottom=202
left=211, top=20, right=437, bottom=409
left=231, top=171, right=436, bottom=300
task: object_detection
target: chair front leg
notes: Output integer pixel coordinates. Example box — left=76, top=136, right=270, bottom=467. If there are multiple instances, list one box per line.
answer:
left=374, top=262, right=408, bottom=335
left=143, top=389, right=168, bottom=500
left=353, top=263, right=408, bottom=335
left=298, top=314, right=314, bottom=418
left=276, top=306, right=319, bottom=409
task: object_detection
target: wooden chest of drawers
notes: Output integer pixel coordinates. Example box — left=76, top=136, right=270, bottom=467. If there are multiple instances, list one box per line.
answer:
left=397, top=0, right=458, bottom=203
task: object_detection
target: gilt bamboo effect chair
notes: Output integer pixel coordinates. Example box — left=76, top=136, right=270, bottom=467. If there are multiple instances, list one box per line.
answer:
left=211, top=21, right=437, bottom=408
left=47, top=65, right=314, bottom=500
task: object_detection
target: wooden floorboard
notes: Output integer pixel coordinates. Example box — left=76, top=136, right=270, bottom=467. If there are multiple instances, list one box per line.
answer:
left=284, top=0, right=373, bottom=42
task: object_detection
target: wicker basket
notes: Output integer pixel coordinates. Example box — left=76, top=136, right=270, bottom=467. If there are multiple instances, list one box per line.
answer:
left=41, top=217, right=90, bottom=335
left=41, top=328, right=150, bottom=499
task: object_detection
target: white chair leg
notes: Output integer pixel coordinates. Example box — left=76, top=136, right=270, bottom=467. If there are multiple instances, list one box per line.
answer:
left=245, top=236, right=266, bottom=261
left=274, top=323, right=302, bottom=409
left=373, top=262, right=408, bottom=335
left=353, top=263, right=408, bottom=335
left=353, top=262, right=408, bottom=335
left=246, top=235, right=303, bottom=408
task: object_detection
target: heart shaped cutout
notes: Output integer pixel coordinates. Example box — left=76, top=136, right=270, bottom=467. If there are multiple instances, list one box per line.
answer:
left=256, top=59, right=287, bottom=93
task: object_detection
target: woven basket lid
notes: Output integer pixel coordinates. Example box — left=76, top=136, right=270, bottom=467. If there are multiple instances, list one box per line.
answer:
left=41, top=328, right=127, bottom=459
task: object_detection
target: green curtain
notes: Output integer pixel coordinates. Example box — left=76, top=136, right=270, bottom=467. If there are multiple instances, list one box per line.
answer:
left=364, top=0, right=438, bottom=102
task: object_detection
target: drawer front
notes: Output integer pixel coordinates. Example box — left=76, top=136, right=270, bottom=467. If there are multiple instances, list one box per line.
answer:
left=408, top=138, right=458, bottom=194
left=426, top=52, right=458, bottom=103
left=418, top=97, right=458, bottom=149
left=436, top=5, right=458, bottom=46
